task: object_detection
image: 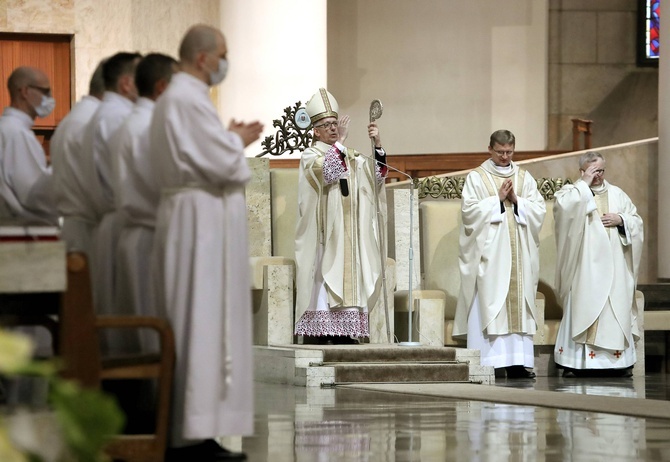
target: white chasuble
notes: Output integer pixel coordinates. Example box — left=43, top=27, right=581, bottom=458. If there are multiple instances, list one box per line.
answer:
left=454, top=160, right=545, bottom=367
left=553, top=180, right=643, bottom=369
left=294, top=141, right=387, bottom=338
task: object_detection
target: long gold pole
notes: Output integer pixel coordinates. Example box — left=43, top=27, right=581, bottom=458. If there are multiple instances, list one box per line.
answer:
left=369, top=100, right=391, bottom=343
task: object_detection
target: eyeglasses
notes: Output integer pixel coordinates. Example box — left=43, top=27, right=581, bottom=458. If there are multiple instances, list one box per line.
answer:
left=29, top=85, right=52, bottom=96
left=314, top=121, right=338, bottom=130
left=492, top=149, right=514, bottom=156
left=594, top=169, right=605, bottom=175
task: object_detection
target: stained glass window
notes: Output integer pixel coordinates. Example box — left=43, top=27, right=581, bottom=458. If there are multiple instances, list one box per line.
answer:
left=646, top=0, right=660, bottom=59
left=638, top=0, right=660, bottom=66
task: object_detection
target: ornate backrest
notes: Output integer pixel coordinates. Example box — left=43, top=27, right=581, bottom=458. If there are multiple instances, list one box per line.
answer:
left=415, top=176, right=573, bottom=200
left=256, top=102, right=312, bottom=157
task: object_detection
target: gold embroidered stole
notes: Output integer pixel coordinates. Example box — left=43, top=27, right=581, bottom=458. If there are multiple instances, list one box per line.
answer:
left=585, top=189, right=610, bottom=343
left=341, top=150, right=357, bottom=306
left=476, top=167, right=526, bottom=332
left=305, top=147, right=326, bottom=245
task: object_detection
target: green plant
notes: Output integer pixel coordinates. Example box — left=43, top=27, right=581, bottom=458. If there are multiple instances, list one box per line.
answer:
left=0, top=329, right=124, bottom=462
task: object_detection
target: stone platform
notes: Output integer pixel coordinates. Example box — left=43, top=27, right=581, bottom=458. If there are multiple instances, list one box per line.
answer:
left=254, top=344, right=494, bottom=387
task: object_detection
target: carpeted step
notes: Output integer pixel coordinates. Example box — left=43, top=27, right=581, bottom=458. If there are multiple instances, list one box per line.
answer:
left=321, top=347, right=458, bottom=364
left=331, top=362, right=470, bottom=384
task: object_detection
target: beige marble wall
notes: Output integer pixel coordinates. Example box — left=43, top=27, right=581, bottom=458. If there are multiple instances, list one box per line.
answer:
left=387, top=189, right=421, bottom=292
left=247, top=158, right=272, bottom=258
left=328, top=0, right=549, bottom=154
left=0, top=0, right=219, bottom=102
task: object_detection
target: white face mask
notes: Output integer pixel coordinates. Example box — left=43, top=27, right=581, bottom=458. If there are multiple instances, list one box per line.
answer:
left=208, top=58, right=228, bottom=86
left=34, top=94, right=56, bottom=118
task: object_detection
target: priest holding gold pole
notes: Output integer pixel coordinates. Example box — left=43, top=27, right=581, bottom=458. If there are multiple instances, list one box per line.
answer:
left=294, top=88, right=388, bottom=345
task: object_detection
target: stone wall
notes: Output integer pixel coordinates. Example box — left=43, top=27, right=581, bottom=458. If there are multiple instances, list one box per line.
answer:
left=548, top=0, right=658, bottom=149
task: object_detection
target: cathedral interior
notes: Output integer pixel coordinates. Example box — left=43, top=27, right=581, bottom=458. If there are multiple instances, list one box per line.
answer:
left=1, top=1, right=670, bottom=461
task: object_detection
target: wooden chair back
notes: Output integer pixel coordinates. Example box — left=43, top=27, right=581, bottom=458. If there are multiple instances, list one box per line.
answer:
left=59, top=252, right=175, bottom=462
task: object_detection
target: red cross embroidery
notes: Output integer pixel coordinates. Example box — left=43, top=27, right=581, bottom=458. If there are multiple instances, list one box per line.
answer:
left=589, top=351, right=596, bottom=359
left=558, top=347, right=563, bottom=354
left=614, top=351, right=622, bottom=358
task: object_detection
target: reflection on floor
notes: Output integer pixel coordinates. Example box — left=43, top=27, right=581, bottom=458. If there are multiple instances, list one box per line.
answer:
left=241, top=374, right=670, bottom=461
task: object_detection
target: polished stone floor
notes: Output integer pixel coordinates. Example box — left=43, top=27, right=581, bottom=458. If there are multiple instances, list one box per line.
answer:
left=239, top=373, right=670, bottom=461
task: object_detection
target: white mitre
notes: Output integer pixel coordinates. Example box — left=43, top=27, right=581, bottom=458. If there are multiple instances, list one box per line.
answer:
left=305, top=88, right=339, bottom=125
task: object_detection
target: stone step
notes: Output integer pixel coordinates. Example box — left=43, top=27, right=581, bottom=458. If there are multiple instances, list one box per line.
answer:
left=328, top=362, right=470, bottom=384
left=319, top=346, right=459, bottom=363
left=637, top=284, right=670, bottom=308
left=254, top=345, right=495, bottom=387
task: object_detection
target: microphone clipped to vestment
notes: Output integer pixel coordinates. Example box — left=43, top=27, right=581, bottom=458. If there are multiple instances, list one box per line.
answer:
left=340, top=178, right=349, bottom=197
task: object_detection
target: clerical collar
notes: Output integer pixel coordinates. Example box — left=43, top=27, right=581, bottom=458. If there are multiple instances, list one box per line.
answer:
left=590, top=181, right=608, bottom=194
left=488, top=159, right=513, bottom=174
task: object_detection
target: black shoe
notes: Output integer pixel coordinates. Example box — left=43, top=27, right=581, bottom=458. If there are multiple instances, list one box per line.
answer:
left=332, top=335, right=360, bottom=345
left=505, top=365, right=536, bottom=379
left=619, top=367, right=634, bottom=378
left=301, top=335, right=320, bottom=345
left=562, top=369, right=577, bottom=378
left=317, top=336, right=335, bottom=345
left=166, top=439, right=246, bottom=461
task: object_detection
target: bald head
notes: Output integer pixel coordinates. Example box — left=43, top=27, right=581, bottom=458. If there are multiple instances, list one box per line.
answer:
left=178, top=24, right=228, bottom=85
left=179, top=24, right=224, bottom=64
left=7, top=66, right=52, bottom=119
left=7, top=67, right=49, bottom=101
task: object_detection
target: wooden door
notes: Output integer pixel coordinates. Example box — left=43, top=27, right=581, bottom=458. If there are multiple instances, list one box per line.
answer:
left=0, top=33, right=72, bottom=160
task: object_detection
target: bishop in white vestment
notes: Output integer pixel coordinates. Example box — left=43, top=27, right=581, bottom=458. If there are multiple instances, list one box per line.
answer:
left=553, top=152, right=643, bottom=375
left=454, top=130, right=545, bottom=378
left=294, top=88, right=388, bottom=344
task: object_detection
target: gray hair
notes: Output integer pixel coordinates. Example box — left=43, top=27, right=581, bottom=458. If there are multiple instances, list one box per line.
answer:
left=578, top=151, right=604, bottom=169
left=489, top=129, right=515, bottom=148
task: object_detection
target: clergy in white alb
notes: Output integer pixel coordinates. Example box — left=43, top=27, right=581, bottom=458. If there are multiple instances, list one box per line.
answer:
left=149, top=25, right=262, bottom=450
left=50, top=61, right=105, bottom=255
left=0, top=67, right=58, bottom=226
left=553, top=152, right=643, bottom=373
left=79, top=52, right=141, bottom=334
left=113, top=54, right=177, bottom=355
left=454, top=130, right=545, bottom=378
left=294, top=88, right=388, bottom=344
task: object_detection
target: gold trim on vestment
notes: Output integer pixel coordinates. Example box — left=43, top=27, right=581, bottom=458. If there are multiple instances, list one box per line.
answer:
left=309, top=88, right=338, bottom=124
left=305, top=147, right=326, bottom=244
left=475, top=167, right=526, bottom=334
left=341, top=152, right=354, bottom=306
left=585, top=190, right=610, bottom=344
